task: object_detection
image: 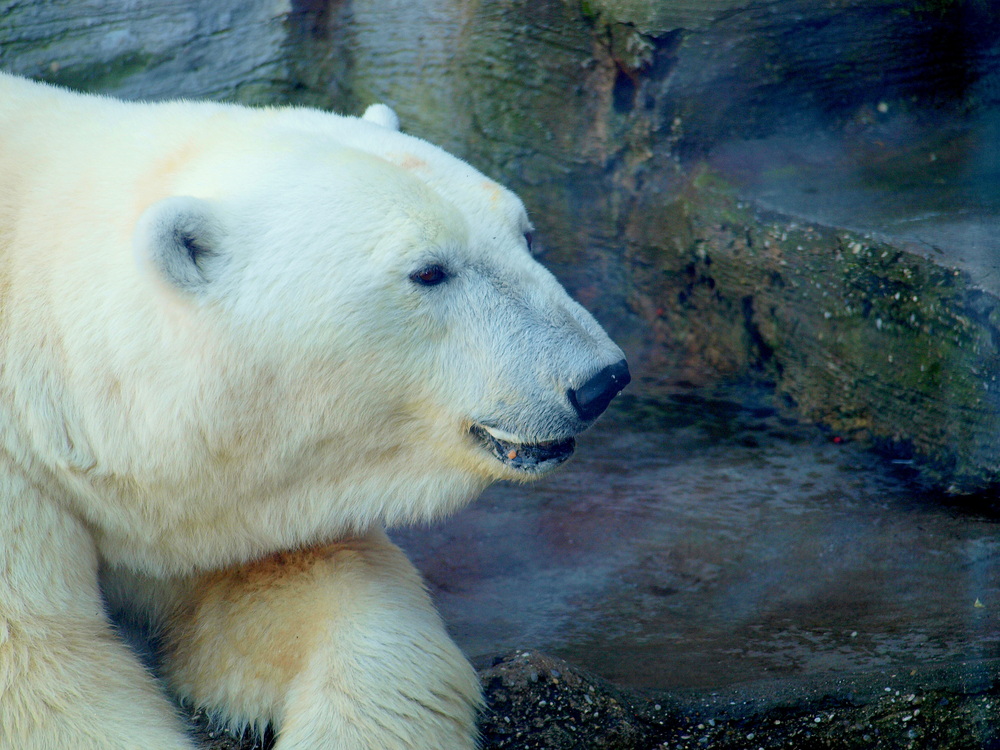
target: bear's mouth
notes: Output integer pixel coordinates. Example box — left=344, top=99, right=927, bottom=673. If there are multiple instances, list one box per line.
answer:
left=471, top=424, right=576, bottom=474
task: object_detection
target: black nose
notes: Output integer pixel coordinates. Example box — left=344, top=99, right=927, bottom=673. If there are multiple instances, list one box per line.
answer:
left=568, top=359, right=631, bottom=422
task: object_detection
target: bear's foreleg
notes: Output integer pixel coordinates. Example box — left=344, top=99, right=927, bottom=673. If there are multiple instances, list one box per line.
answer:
left=0, top=477, right=196, bottom=750
left=107, top=529, right=482, bottom=750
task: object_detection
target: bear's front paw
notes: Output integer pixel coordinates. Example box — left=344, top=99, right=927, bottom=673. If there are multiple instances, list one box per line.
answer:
left=273, top=633, right=482, bottom=750
left=153, top=532, right=481, bottom=750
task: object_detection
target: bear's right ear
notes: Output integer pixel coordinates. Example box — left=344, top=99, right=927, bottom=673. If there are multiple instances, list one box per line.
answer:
left=362, top=103, right=400, bottom=131
left=135, top=196, right=225, bottom=292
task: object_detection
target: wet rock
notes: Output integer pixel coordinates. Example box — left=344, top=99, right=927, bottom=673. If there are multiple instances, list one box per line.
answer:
left=629, top=173, right=1000, bottom=493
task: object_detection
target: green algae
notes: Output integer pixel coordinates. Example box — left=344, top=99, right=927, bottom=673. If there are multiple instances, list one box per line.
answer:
left=38, top=52, right=156, bottom=92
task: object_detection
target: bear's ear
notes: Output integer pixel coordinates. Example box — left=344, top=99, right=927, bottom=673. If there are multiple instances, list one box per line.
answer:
left=362, top=103, right=400, bottom=131
left=135, top=196, right=225, bottom=292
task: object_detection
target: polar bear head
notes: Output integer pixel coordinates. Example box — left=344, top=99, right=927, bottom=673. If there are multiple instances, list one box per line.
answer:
left=44, top=99, right=627, bottom=569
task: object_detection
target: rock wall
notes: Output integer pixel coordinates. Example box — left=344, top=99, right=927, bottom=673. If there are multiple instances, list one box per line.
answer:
left=0, top=0, right=298, bottom=100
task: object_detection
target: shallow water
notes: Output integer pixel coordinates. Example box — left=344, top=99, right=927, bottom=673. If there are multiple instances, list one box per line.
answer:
left=392, top=386, right=1000, bottom=690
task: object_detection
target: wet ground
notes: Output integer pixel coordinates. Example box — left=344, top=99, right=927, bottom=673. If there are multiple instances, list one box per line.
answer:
left=392, top=385, right=1000, bottom=693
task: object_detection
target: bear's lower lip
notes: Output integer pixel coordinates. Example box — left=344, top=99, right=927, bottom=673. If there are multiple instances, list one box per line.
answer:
left=470, top=424, right=576, bottom=474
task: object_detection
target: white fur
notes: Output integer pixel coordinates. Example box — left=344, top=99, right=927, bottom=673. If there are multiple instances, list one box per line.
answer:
left=0, top=73, right=624, bottom=749
left=361, top=103, right=400, bottom=131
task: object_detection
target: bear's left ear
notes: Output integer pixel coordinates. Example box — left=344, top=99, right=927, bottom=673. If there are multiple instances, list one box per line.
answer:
left=135, top=196, right=226, bottom=293
left=362, top=103, right=400, bottom=131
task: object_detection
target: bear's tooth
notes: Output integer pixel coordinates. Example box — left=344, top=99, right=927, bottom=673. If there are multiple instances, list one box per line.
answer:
left=481, top=424, right=522, bottom=444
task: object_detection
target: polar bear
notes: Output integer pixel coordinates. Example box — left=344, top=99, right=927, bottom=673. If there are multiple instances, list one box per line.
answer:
left=0, top=73, right=629, bottom=750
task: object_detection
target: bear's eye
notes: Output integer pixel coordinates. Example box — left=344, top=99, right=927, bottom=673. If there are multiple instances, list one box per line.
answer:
left=524, top=231, right=534, bottom=253
left=410, top=264, right=449, bottom=286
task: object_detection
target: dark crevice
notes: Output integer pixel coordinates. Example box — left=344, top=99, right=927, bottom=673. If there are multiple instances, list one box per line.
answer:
left=742, top=295, right=777, bottom=374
